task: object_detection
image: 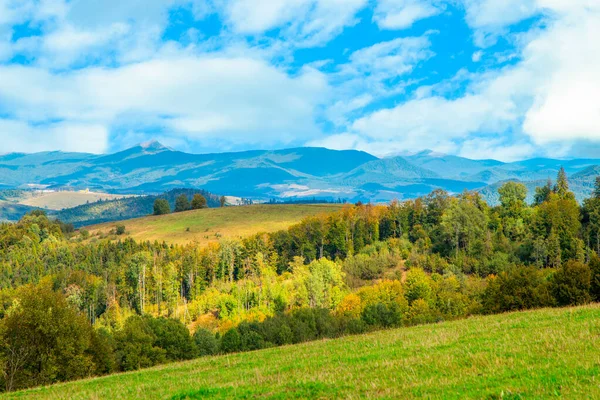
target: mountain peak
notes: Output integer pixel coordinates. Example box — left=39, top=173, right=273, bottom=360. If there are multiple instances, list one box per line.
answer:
left=139, top=140, right=171, bottom=152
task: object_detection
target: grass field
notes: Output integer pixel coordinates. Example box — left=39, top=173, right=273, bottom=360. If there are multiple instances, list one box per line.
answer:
left=18, top=191, right=131, bottom=210
left=8, top=304, right=600, bottom=399
left=85, top=204, right=344, bottom=245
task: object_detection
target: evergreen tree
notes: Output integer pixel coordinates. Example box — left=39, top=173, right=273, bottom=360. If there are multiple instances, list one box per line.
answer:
left=555, top=167, right=570, bottom=199
left=534, top=180, right=553, bottom=205
left=191, top=194, right=207, bottom=210
left=153, top=199, right=171, bottom=215
left=219, top=196, right=227, bottom=207
left=594, top=176, right=600, bottom=199
left=174, top=195, right=190, bottom=213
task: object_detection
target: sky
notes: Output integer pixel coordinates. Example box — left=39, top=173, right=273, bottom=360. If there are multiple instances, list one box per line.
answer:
left=0, top=0, right=598, bottom=161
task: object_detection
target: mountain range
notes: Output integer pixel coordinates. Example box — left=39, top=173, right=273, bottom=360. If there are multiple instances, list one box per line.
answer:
left=1, top=141, right=599, bottom=205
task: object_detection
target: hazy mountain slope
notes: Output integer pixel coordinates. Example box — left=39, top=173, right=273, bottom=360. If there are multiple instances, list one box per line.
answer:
left=404, top=150, right=504, bottom=180
left=1, top=143, right=600, bottom=205
left=342, top=156, right=438, bottom=184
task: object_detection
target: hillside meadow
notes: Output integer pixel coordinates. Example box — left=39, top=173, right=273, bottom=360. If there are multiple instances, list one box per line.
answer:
left=7, top=304, right=600, bottom=400
left=84, top=203, right=344, bottom=245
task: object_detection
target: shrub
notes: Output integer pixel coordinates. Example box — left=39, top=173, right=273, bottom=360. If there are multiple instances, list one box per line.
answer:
left=361, top=302, right=402, bottom=328
left=145, top=317, right=196, bottom=361
left=220, top=328, right=242, bottom=353
left=482, top=267, right=554, bottom=314
left=193, top=328, right=219, bottom=356
left=589, top=255, right=600, bottom=301
left=115, top=225, right=126, bottom=235
left=551, top=260, right=591, bottom=306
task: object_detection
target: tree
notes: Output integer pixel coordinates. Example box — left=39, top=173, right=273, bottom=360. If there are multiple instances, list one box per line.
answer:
left=554, top=167, right=571, bottom=199
left=193, top=329, right=219, bottom=356
left=153, top=199, right=171, bottom=215
left=594, top=177, right=600, bottom=199
left=174, top=195, right=191, bottom=213
left=191, top=194, right=207, bottom=210
left=590, top=255, right=600, bottom=301
left=220, top=328, right=241, bottom=353
left=0, top=284, right=95, bottom=391
left=498, top=182, right=527, bottom=215
left=551, top=260, right=591, bottom=306
left=115, top=225, right=126, bottom=235
left=220, top=196, right=227, bottom=207
left=534, top=180, right=552, bottom=205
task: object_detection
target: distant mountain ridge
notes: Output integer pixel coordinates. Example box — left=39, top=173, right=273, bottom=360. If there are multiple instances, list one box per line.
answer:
left=1, top=142, right=599, bottom=206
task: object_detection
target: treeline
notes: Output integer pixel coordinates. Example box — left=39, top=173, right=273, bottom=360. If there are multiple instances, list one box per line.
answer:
left=54, top=188, right=222, bottom=227
left=1, top=168, right=600, bottom=391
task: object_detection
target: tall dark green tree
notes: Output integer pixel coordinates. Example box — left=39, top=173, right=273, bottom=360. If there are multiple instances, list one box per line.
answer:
left=174, top=195, right=191, bottom=213
left=153, top=199, right=171, bottom=215
left=555, top=167, right=570, bottom=199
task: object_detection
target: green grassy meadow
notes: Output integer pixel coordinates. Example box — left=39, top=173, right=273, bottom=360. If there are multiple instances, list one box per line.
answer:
left=85, top=204, right=344, bottom=245
left=8, top=304, right=600, bottom=399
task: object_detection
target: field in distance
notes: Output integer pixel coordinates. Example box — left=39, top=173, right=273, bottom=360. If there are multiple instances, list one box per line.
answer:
left=10, top=304, right=600, bottom=400
left=14, top=191, right=132, bottom=210
left=85, top=203, right=344, bottom=245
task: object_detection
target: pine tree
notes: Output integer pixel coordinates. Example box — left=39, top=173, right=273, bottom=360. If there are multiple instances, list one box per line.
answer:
left=555, top=167, right=569, bottom=198
left=594, top=176, right=600, bottom=199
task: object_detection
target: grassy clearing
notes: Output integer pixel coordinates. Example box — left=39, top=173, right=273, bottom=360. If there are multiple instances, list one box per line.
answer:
left=8, top=304, right=600, bottom=399
left=18, top=191, right=131, bottom=210
left=85, top=204, right=344, bottom=245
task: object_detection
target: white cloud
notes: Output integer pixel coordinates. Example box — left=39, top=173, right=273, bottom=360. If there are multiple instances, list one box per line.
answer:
left=326, top=35, right=434, bottom=125
left=0, top=119, right=109, bottom=153
left=374, top=0, right=443, bottom=30
left=221, top=0, right=368, bottom=46
left=0, top=54, right=329, bottom=152
left=458, top=138, right=535, bottom=161
left=521, top=4, right=600, bottom=144
left=471, top=50, right=483, bottom=62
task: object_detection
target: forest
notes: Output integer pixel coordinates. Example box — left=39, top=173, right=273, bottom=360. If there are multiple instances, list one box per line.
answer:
left=1, top=168, right=600, bottom=392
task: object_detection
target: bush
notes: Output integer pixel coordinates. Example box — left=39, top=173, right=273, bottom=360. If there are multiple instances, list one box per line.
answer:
left=482, top=267, right=554, bottom=314
left=220, top=328, right=242, bottom=353
left=115, top=225, right=126, bottom=235
left=551, top=260, right=591, bottom=306
left=114, top=316, right=166, bottom=371
left=589, top=255, right=600, bottom=301
left=361, top=302, right=402, bottom=328
left=193, top=328, right=219, bottom=356
left=145, top=317, right=196, bottom=361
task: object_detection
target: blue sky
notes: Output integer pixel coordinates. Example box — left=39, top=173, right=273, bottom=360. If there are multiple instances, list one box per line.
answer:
left=0, top=0, right=598, bottom=161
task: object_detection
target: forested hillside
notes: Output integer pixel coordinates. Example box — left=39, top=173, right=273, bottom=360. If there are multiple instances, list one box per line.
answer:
left=54, top=189, right=221, bottom=227
left=1, top=168, right=600, bottom=393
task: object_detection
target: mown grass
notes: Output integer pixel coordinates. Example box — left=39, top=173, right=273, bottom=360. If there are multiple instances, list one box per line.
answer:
left=8, top=304, right=600, bottom=399
left=85, top=204, right=343, bottom=245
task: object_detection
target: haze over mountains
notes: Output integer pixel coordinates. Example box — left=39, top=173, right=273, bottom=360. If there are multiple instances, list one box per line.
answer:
left=1, top=141, right=599, bottom=204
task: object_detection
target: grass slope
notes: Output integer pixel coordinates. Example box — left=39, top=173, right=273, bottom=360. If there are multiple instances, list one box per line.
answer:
left=18, top=192, right=131, bottom=210
left=86, top=204, right=344, bottom=245
left=9, top=304, right=600, bottom=399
